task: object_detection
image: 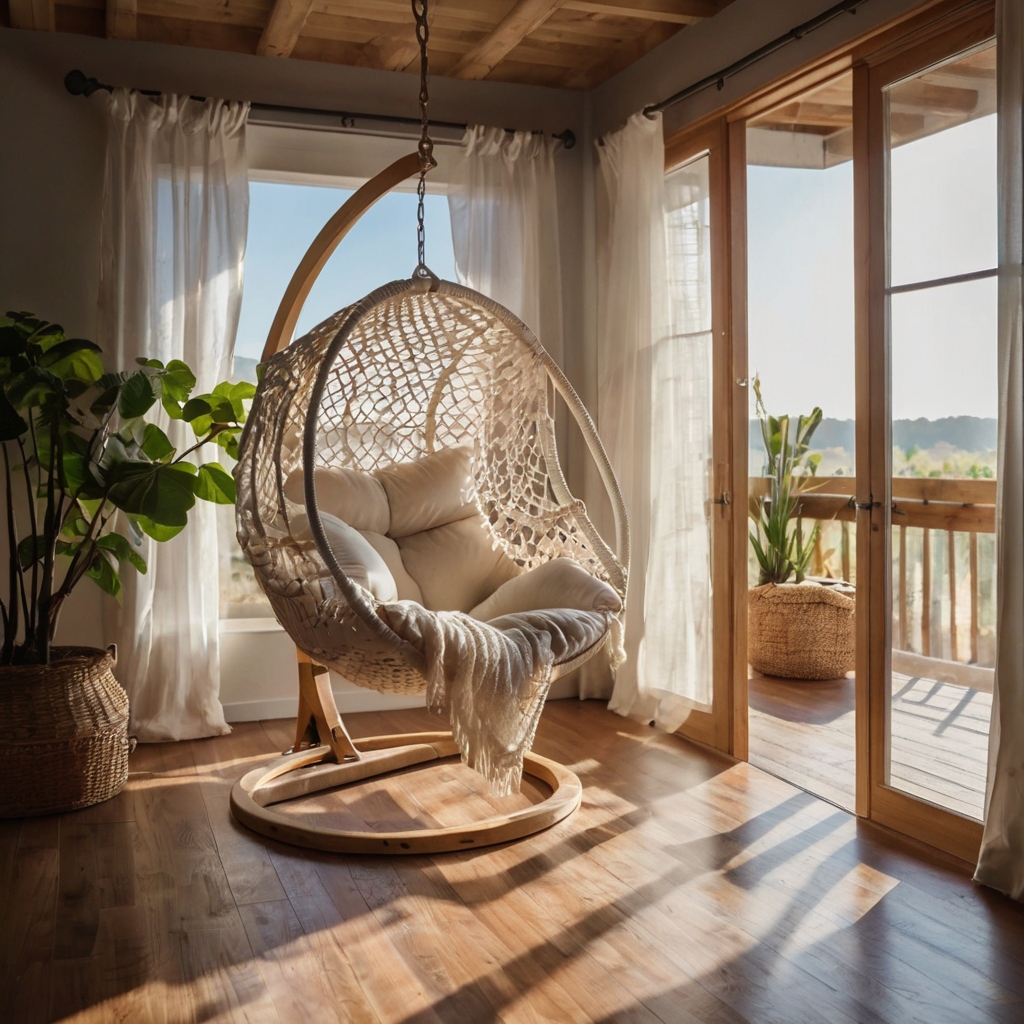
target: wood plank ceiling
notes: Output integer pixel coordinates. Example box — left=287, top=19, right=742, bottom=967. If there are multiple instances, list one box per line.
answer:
left=3, top=0, right=738, bottom=90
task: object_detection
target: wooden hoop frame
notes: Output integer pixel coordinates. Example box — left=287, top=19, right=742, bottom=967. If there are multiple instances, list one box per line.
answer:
left=232, top=152, right=584, bottom=855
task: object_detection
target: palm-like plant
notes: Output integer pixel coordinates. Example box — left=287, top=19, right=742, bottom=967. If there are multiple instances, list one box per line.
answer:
left=748, top=376, right=823, bottom=586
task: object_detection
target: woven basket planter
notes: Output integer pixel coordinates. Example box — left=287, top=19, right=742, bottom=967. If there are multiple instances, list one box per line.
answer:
left=748, top=582, right=855, bottom=681
left=0, top=646, right=132, bottom=817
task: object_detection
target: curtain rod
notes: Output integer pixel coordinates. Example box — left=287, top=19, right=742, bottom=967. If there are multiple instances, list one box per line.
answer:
left=63, top=70, right=576, bottom=149
left=643, top=0, right=871, bottom=118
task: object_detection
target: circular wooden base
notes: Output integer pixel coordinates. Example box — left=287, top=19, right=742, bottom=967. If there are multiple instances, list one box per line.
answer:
left=230, top=731, right=582, bottom=855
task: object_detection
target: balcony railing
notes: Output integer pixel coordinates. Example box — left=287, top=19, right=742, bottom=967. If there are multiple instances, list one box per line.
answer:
left=749, top=475, right=997, bottom=692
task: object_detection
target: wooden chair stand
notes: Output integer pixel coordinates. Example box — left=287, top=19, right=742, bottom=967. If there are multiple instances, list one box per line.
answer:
left=229, top=654, right=583, bottom=855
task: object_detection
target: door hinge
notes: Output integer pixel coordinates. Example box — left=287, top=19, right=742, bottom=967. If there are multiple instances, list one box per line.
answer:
left=855, top=497, right=881, bottom=511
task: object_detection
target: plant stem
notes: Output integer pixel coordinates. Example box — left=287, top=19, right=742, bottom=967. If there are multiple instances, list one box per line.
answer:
left=175, top=425, right=226, bottom=464
left=17, top=437, right=39, bottom=641
left=34, top=414, right=59, bottom=665
left=2, top=443, right=24, bottom=664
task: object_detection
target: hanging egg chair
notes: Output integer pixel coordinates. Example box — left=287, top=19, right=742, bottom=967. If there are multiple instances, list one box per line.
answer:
left=229, top=0, right=629, bottom=856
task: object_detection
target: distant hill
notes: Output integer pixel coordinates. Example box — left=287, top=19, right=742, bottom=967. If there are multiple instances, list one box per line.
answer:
left=232, top=356, right=259, bottom=384
left=750, top=416, right=996, bottom=456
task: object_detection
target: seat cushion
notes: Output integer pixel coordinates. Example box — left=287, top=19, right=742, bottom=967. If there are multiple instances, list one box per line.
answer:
left=469, top=557, right=621, bottom=622
left=290, top=511, right=397, bottom=602
left=486, top=609, right=610, bottom=666
left=284, top=466, right=390, bottom=534
left=374, top=446, right=477, bottom=538
left=396, top=514, right=522, bottom=612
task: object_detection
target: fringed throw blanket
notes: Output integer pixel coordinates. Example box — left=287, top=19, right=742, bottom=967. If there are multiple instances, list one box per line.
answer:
left=382, top=602, right=558, bottom=797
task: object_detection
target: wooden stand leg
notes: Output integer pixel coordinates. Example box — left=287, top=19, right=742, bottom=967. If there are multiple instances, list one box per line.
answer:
left=292, top=649, right=359, bottom=762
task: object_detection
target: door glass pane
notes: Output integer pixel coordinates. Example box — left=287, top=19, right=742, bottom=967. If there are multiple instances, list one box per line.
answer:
left=745, top=72, right=857, bottom=812
left=885, top=41, right=997, bottom=820
left=889, top=45, right=997, bottom=286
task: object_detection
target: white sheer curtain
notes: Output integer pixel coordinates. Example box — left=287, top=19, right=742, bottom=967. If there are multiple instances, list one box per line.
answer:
left=597, top=111, right=713, bottom=731
left=976, top=0, right=1024, bottom=900
left=448, top=125, right=564, bottom=367
left=98, top=90, right=249, bottom=742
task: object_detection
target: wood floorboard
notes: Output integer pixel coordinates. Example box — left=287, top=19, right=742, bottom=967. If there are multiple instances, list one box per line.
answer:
left=1, top=699, right=1022, bottom=1023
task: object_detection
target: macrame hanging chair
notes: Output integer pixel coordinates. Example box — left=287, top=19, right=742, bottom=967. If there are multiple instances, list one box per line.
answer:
left=229, top=0, right=629, bottom=856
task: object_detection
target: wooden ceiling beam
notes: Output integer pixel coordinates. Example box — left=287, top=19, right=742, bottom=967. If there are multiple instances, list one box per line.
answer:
left=450, top=0, right=565, bottom=81
left=560, top=1, right=710, bottom=23
left=257, top=0, right=315, bottom=58
left=106, top=0, right=137, bottom=40
left=8, top=0, right=55, bottom=31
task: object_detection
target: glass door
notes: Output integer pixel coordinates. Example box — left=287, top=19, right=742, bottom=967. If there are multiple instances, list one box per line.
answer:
left=863, top=20, right=996, bottom=858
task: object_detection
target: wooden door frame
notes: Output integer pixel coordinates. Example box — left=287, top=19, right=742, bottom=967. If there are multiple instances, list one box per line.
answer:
left=858, top=8, right=994, bottom=864
left=663, top=118, right=741, bottom=756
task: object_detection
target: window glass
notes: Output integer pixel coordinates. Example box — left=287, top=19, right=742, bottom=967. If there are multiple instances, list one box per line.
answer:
left=222, top=183, right=456, bottom=619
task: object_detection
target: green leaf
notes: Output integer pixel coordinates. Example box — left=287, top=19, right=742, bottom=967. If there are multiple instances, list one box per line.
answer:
left=181, top=397, right=211, bottom=422
left=161, top=360, right=196, bottom=401
left=94, top=532, right=147, bottom=574
left=37, top=339, right=104, bottom=383
left=132, top=515, right=185, bottom=542
left=7, top=366, right=64, bottom=407
left=118, top=371, right=156, bottom=419
left=86, top=554, right=122, bottom=602
left=17, top=535, right=46, bottom=570
left=107, top=462, right=197, bottom=526
left=193, top=462, right=235, bottom=504
left=140, top=423, right=174, bottom=462
left=0, top=325, right=28, bottom=359
left=0, top=388, right=28, bottom=440
left=136, top=357, right=164, bottom=369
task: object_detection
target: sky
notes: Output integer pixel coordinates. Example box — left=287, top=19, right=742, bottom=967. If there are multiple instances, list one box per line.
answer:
left=747, top=113, right=997, bottom=424
left=234, top=183, right=457, bottom=366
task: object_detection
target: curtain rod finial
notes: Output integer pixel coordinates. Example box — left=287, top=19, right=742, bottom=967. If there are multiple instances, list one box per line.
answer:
left=65, top=70, right=110, bottom=97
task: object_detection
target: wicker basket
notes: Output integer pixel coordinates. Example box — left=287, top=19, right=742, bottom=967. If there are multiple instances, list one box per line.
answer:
left=748, top=582, right=855, bottom=681
left=0, top=646, right=132, bottom=817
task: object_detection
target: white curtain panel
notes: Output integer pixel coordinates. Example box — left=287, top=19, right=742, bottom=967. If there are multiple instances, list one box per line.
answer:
left=597, top=111, right=713, bottom=731
left=976, top=0, right=1024, bottom=900
left=98, top=89, right=249, bottom=741
left=448, top=125, right=565, bottom=369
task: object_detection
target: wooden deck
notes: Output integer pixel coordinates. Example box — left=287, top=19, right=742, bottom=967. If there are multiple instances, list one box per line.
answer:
left=749, top=670, right=992, bottom=818
left=3, top=699, right=1023, bottom=1024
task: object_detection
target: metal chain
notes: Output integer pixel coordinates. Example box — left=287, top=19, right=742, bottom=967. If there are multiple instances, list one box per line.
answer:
left=412, top=0, right=434, bottom=275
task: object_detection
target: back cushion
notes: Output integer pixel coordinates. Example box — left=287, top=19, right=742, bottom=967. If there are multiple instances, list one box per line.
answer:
left=284, top=466, right=390, bottom=534
left=396, top=514, right=522, bottom=612
left=374, top=446, right=478, bottom=538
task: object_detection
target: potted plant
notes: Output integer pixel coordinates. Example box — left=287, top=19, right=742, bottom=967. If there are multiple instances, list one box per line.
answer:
left=748, top=376, right=854, bottom=680
left=0, top=312, right=251, bottom=816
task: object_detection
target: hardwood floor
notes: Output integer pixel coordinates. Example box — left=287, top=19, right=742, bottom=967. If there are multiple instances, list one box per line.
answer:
left=748, top=671, right=991, bottom=818
left=2, top=699, right=1022, bottom=1024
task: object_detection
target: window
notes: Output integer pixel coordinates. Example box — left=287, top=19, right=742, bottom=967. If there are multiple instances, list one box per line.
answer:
left=220, top=167, right=457, bottom=620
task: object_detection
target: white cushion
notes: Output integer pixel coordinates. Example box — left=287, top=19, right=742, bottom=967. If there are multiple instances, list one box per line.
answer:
left=396, top=514, right=522, bottom=612
left=469, top=558, right=621, bottom=622
left=290, top=511, right=397, bottom=602
left=360, top=531, right=423, bottom=604
left=284, top=466, right=390, bottom=534
left=375, top=446, right=477, bottom=539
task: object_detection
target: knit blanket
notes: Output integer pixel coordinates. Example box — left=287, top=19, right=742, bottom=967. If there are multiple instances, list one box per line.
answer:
left=381, top=602, right=559, bottom=797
